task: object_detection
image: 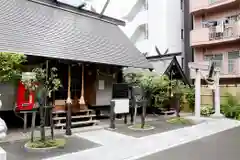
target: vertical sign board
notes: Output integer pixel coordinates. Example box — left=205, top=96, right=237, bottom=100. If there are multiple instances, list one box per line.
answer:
left=112, top=83, right=129, bottom=114
left=132, top=87, right=143, bottom=101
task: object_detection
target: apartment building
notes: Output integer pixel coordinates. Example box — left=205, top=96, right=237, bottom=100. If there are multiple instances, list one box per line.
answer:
left=121, top=0, right=184, bottom=56
left=190, top=0, right=240, bottom=83
left=117, top=0, right=193, bottom=77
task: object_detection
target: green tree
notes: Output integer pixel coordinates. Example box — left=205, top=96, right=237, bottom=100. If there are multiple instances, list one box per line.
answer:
left=21, top=66, right=62, bottom=141
left=123, top=70, right=192, bottom=113
left=0, top=52, right=26, bottom=83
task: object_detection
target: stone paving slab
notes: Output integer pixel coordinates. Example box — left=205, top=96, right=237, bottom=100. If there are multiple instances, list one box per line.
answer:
left=1, top=136, right=100, bottom=160
left=76, top=130, right=136, bottom=145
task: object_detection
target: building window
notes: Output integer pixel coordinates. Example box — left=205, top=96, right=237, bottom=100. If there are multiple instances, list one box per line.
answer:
left=204, top=54, right=223, bottom=69
left=228, top=51, right=239, bottom=73
left=181, top=29, right=184, bottom=39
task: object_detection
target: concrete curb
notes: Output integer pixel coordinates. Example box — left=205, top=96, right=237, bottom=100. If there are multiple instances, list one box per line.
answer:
left=128, top=125, right=155, bottom=131
left=24, top=141, right=65, bottom=153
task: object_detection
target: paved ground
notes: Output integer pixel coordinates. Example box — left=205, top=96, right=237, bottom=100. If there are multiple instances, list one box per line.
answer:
left=44, top=118, right=240, bottom=160
left=2, top=116, right=240, bottom=160
left=107, top=120, right=192, bottom=138
left=139, top=126, right=240, bottom=160
left=1, top=136, right=99, bottom=160
left=100, top=114, right=193, bottom=138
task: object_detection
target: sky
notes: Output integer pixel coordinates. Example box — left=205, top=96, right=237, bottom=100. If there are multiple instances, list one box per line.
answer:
left=59, top=0, right=137, bottom=19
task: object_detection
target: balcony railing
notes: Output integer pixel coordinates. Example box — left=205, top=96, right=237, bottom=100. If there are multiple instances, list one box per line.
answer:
left=209, top=24, right=238, bottom=41
left=191, top=23, right=240, bottom=46
left=190, top=0, right=238, bottom=13
left=121, top=10, right=148, bottom=38
left=209, top=0, right=226, bottom=4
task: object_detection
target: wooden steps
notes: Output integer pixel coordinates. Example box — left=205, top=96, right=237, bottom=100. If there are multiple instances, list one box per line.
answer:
left=54, top=120, right=99, bottom=127
left=52, top=109, right=98, bottom=129
left=52, top=109, right=94, bottom=114
left=53, top=115, right=95, bottom=120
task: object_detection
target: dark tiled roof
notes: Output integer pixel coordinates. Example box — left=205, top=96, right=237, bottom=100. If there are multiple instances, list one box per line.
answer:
left=0, top=0, right=152, bottom=69
left=164, top=56, right=191, bottom=87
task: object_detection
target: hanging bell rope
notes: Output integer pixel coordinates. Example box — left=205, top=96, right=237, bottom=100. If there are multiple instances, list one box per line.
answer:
left=79, top=64, right=86, bottom=109
left=66, top=65, right=71, bottom=104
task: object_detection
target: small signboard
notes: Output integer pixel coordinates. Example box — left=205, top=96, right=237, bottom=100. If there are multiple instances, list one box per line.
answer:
left=22, top=72, right=36, bottom=81
left=112, top=83, right=129, bottom=99
left=113, top=99, right=129, bottom=114
left=188, top=62, right=210, bottom=70
left=98, top=80, right=105, bottom=90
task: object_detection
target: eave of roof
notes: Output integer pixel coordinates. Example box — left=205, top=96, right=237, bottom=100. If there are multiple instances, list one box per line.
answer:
left=164, top=56, right=191, bottom=87
left=146, top=52, right=182, bottom=60
left=30, top=0, right=126, bottom=26
left=0, top=0, right=152, bottom=69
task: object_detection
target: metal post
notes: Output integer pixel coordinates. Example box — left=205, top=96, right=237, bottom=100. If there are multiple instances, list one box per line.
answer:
left=109, top=100, right=116, bottom=129
left=124, top=114, right=127, bottom=124
left=66, top=100, right=72, bottom=135
left=175, top=94, right=181, bottom=117
left=49, top=106, right=54, bottom=140
left=23, top=112, right=27, bottom=133
left=141, top=100, right=146, bottom=129
left=130, top=107, right=134, bottom=124
left=130, top=88, right=134, bottom=124
left=30, top=111, right=36, bottom=142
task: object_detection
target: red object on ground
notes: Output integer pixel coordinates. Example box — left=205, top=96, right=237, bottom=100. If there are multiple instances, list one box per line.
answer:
left=15, top=82, right=35, bottom=111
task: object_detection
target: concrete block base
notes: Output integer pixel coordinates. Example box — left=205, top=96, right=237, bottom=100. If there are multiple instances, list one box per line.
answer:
left=0, top=147, right=6, bottom=160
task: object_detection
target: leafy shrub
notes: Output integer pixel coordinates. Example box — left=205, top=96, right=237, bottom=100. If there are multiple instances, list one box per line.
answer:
left=201, top=105, right=214, bottom=117
left=26, top=138, right=66, bottom=148
left=221, top=93, right=240, bottom=119
left=185, top=87, right=195, bottom=111
left=123, top=70, right=191, bottom=110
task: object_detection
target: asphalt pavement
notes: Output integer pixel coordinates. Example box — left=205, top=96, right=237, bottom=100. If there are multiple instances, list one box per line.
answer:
left=139, top=126, right=240, bottom=160
left=1, top=136, right=99, bottom=160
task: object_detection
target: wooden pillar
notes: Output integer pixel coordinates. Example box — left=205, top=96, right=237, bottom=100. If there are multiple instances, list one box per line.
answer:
left=79, top=64, right=87, bottom=110
left=66, top=64, right=72, bottom=135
